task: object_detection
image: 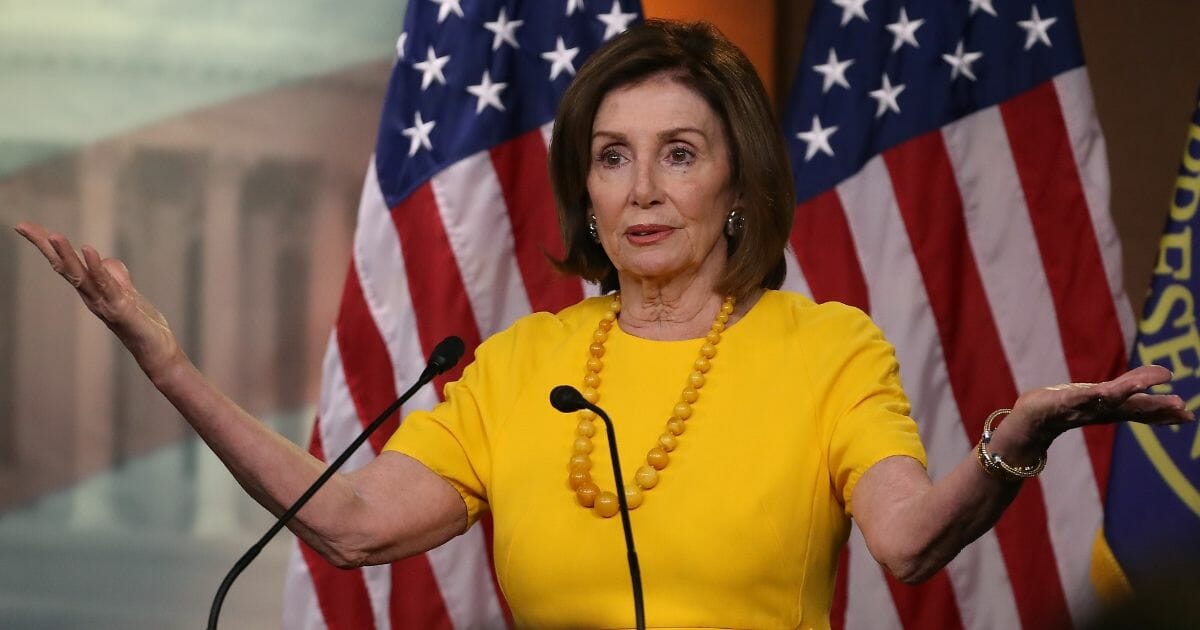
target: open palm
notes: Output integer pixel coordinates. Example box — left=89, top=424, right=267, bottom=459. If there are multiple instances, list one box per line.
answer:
left=14, top=221, right=182, bottom=377
left=1010, top=364, right=1193, bottom=448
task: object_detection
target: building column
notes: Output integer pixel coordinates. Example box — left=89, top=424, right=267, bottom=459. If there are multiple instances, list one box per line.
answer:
left=303, top=167, right=355, bottom=413
left=191, top=152, right=249, bottom=539
left=69, top=142, right=127, bottom=530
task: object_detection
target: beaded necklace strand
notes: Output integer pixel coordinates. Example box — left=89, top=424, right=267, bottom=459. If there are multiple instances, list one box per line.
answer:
left=567, top=293, right=736, bottom=517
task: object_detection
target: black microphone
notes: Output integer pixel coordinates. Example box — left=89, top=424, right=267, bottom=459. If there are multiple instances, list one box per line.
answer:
left=422, top=335, right=465, bottom=381
left=549, top=384, right=590, bottom=413
left=550, top=385, right=645, bottom=630
left=207, top=335, right=466, bottom=630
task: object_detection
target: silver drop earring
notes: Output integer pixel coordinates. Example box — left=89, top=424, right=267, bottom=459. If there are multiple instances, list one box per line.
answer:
left=725, top=209, right=745, bottom=237
left=588, top=215, right=600, bottom=243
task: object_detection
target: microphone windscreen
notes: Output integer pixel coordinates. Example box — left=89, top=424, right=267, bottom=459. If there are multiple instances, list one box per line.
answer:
left=428, top=336, right=466, bottom=375
left=550, top=385, right=589, bottom=413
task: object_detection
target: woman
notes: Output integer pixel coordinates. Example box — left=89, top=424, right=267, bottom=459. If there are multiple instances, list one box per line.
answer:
left=14, top=20, right=1192, bottom=629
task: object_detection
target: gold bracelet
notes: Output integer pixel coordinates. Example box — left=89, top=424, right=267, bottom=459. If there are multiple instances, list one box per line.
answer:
left=976, top=408, right=1046, bottom=482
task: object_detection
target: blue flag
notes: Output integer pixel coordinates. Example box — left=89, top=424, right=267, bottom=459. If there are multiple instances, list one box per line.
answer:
left=1098, top=86, right=1200, bottom=594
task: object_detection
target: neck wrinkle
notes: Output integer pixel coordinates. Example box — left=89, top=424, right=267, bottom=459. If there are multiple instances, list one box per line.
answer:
left=615, top=284, right=764, bottom=342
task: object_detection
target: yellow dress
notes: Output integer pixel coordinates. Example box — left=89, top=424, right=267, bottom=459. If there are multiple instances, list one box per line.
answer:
left=384, top=290, right=926, bottom=629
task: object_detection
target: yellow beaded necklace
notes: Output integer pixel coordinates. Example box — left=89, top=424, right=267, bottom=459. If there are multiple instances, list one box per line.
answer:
left=567, top=293, right=736, bottom=518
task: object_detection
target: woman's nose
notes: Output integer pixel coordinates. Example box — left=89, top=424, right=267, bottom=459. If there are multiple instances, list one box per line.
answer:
left=631, top=161, right=663, bottom=208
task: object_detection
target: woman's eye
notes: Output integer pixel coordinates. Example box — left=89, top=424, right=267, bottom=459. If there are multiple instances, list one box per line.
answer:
left=598, top=150, right=625, bottom=167
left=668, top=147, right=693, bottom=164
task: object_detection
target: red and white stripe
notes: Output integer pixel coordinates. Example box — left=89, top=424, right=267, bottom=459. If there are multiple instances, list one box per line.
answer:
left=282, top=120, right=586, bottom=627
left=283, top=66, right=1129, bottom=629
left=792, top=69, right=1131, bottom=630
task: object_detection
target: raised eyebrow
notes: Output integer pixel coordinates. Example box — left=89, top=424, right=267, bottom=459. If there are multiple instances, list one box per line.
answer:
left=657, top=126, right=707, bottom=142
left=590, top=130, right=626, bottom=144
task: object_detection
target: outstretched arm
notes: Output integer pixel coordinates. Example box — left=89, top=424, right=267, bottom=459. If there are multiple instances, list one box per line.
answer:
left=14, top=222, right=466, bottom=568
left=851, top=364, right=1192, bottom=584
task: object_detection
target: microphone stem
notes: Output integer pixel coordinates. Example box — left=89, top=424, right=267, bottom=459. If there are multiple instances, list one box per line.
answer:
left=588, top=402, right=646, bottom=630
left=207, top=365, right=440, bottom=630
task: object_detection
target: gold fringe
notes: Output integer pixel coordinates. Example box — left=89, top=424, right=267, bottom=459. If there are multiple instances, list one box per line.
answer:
left=1090, top=527, right=1133, bottom=604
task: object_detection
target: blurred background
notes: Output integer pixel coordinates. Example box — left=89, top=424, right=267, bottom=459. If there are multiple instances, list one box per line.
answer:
left=1, top=0, right=1197, bottom=627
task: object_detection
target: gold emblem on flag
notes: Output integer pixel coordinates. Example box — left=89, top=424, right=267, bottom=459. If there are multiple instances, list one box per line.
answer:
left=1131, top=121, right=1200, bottom=518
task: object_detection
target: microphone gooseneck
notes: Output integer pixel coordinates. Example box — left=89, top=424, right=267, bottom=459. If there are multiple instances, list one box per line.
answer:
left=549, top=385, right=646, bottom=630
left=207, top=336, right=466, bottom=630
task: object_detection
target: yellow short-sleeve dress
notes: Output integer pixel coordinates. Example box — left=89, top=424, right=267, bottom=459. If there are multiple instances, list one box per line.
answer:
left=383, top=290, right=926, bottom=629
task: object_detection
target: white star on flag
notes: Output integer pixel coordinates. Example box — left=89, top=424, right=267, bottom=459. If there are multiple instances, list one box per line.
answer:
left=402, top=111, right=435, bottom=156
left=868, top=73, right=905, bottom=118
left=942, top=40, right=983, bottom=81
left=483, top=7, right=523, bottom=51
left=796, top=115, right=838, bottom=161
left=886, top=8, right=924, bottom=51
left=813, top=48, right=854, bottom=93
left=832, top=0, right=870, bottom=26
left=1018, top=6, right=1058, bottom=50
left=430, top=0, right=464, bottom=24
left=395, top=32, right=407, bottom=60
left=541, top=36, right=580, bottom=80
left=566, top=0, right=585, bottom=16
left=597, top=1, right=638, bottom=41
left=413, top=46, right=451, bottom=90
left=466, top=71, right=507, bottom=113
left=968, top=0, right=997, bottom=17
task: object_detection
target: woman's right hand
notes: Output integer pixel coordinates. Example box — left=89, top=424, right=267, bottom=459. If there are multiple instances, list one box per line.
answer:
left=14, top=221, right=184, bottom=378
left=13, top=222, right=468, bottom=564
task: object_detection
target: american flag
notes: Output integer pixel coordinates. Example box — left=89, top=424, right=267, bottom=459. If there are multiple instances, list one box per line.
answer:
left=784, top=0, right=1131, bottom=629
left=282, top=0, right=1130, bottom=627
left=281, top=1, right=642, bottom=628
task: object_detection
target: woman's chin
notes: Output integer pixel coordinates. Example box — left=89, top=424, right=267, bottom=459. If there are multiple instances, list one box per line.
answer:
left=617, top=260, right=696, bottom=286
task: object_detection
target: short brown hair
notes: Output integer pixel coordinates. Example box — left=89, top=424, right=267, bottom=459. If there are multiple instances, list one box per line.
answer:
left=549, top=19, right=794, bottom=301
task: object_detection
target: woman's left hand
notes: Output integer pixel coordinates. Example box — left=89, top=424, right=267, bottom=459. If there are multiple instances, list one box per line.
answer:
left=856, top=365, right=1194, bottom=583
left=1007, top=365, right=1195, bottom=451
